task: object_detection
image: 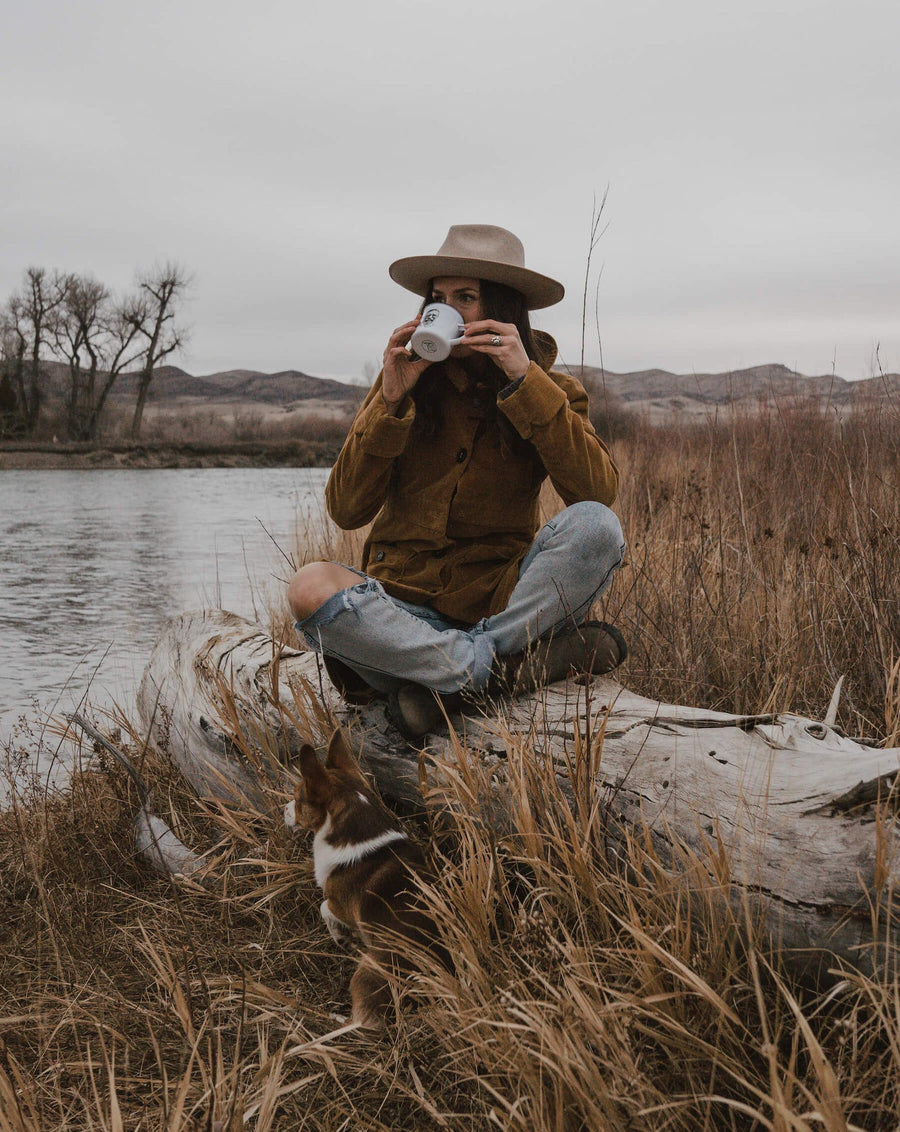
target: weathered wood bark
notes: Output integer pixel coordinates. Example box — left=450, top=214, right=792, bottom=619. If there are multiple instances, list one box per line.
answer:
left=138, top=609, right=900, bottom=974
left=67, top=712, right=206, bottom=878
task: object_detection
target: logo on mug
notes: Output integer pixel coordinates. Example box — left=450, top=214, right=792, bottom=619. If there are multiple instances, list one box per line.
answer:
left=411, top=302, right=464, bottom=362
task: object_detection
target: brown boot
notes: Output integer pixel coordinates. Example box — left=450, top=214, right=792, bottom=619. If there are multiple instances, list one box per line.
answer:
left=387, top=684, right=469, bottom=739
left=322, top=655, right=380, bottom=705
left=387, top=622, right=627, bottom=738
left=492, top=620, right=627, bottom=696
left=387, top=684, right=447, bottom=738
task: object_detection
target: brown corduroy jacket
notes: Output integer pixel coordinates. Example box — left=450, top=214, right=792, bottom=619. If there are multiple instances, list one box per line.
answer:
left=325, top=332, right=619, bottom=624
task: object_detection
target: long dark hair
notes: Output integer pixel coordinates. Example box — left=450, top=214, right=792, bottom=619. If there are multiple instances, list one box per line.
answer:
left=411, top=279, right=540, bottom=445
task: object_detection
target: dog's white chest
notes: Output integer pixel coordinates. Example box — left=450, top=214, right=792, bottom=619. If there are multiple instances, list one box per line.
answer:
left=312, top=817, right=408, bottom=888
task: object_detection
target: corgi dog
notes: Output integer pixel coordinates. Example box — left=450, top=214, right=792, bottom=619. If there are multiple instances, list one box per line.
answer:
left=284, top=728, right=448, bottom=1030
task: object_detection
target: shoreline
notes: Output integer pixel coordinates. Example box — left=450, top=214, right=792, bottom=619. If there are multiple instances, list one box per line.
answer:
left=0, top=439, right=341, bottom=470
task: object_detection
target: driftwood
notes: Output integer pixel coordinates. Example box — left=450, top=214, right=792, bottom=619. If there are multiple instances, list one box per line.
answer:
left=137, top=609, right=900, bottom=974
left=66, top=712, right=205, bottom=878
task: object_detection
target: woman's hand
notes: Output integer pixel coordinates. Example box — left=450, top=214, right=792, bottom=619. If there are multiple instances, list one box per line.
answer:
left=381, top=319, right=432, bottom=415
left=462, top=320, right=531, bottom=382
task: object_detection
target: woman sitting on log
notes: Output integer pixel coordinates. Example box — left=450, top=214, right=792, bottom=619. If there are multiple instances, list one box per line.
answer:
left=287, top=224, right=627, bottom=737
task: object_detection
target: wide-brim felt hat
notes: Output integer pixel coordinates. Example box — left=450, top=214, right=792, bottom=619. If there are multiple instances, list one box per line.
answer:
left=389, top=224, right=565, bottom=310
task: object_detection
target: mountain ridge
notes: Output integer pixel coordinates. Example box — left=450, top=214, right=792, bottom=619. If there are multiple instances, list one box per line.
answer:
left=33, top=359, right=900, bottom=419
left=573, top=362, right=900, bottom=419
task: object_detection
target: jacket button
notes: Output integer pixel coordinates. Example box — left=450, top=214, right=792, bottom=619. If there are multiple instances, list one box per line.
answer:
left=456, top=447, right=467, bottom=463
left=375, top=551, right=385, bottom=562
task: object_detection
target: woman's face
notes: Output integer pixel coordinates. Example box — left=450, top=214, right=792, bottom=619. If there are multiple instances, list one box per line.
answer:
left=430, top=276, right=484, bottom=355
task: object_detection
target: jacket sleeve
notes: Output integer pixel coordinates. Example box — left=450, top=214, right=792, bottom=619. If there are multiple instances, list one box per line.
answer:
left=324, top=374, right=415, bottom=530
left=497, top=363, right=619, bottom=506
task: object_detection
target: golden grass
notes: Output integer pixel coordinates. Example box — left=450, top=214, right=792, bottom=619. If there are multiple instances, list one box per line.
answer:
left=608, top=397, right=900, bottom=740
left=2, top=393, right=900, bottom=1129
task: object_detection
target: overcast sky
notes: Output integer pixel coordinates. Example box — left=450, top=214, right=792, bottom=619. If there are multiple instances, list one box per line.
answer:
left=4, top=0, right=898, bottom=382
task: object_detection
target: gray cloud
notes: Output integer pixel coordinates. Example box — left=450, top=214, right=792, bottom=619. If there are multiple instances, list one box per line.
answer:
left=3, top=0, right=898, bottom=382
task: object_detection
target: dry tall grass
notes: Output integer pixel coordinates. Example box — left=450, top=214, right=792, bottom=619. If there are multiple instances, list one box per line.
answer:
left=2, top=394, right=900, bottom=1129
left=130, top=406, right=358, bottom=448
left=607, top=396, right=900, bottom=741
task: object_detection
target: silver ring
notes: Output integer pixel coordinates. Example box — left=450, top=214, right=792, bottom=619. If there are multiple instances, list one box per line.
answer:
left=490, top=334, right=502, bottom=346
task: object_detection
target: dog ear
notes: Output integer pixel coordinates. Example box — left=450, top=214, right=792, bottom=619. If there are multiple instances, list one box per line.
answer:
left=324, top=727, right=360, bottom=775
left=297, top=743, right=330, bottom=803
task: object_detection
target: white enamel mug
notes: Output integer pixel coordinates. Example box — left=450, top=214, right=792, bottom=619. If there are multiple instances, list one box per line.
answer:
left=410, top=303, right=466, bottom=362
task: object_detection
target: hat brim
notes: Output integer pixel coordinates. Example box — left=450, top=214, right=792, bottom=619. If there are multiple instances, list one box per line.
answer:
left=389, top=254, right=565, bottom=310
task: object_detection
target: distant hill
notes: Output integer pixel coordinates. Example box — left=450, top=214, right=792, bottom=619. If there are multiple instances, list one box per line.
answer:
left=573, top=362, right=900, bottom=422
left=31, top=359, right=900, bottom=422
left=35, top=363, right=364, bottom=408
left=117, top=365, right=361, bottom=405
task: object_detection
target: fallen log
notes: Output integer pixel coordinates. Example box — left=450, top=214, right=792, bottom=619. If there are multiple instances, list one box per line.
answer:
left=66, top=712, right=206, bottom=878
left=138, top=609, right=900, bottom=974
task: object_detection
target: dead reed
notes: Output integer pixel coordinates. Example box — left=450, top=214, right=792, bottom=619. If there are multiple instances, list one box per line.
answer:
left=603, top=396, right=900, bottom=741
left=2, top=393, right=899, bottom=1128
left=137, top=406, right=358, bottom=448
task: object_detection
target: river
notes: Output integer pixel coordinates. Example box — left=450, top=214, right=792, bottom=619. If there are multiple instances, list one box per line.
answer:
left=0, top=467, right=330, bottom=789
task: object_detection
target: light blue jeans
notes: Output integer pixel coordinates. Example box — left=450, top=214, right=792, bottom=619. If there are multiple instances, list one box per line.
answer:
left=294, top=501, right=626, bottom=695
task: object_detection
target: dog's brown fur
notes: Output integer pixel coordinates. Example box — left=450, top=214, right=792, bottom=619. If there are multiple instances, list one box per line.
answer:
left=284, top=728, right=448, bottom=1029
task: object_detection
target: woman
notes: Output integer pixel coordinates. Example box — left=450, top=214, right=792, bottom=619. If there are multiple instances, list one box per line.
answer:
left=288, top=224, right=626, bottom=736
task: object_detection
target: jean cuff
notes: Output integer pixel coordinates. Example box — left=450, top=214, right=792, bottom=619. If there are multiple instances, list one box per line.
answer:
left=294, top=578, right=380, bottom=652
left=468, top=618, right=497, bottom=691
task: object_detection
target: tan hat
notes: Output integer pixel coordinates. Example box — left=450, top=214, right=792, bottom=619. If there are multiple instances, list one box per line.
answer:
left=389, top=224, right=565, bottom=310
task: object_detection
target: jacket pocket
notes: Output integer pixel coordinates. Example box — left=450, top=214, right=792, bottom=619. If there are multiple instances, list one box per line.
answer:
left=364, top=541, right=415, bottom=581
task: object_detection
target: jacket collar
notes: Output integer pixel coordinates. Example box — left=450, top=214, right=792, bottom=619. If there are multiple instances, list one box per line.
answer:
left=533, top=329, right=558, bottom=370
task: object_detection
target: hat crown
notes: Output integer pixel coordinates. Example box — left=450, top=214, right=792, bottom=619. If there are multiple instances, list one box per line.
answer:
left=435, top=225, right=526, bottom=271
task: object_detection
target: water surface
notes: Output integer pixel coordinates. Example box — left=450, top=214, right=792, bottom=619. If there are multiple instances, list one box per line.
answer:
left=1, top=467, right=329, bottom=776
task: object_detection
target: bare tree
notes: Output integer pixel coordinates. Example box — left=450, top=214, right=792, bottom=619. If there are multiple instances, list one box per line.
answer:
left=0, top=261, right=190, bottom=440
left=0, top=319, right=25, bottom=435
left=128, top=263, right=190, bottom=440
left=54, top=275, right=146, bottom=441
left=89, top=294, right=146, bottom=439
left=2, top=268, right=69, bottom=432
left=56, top=274, right=108, bottom=440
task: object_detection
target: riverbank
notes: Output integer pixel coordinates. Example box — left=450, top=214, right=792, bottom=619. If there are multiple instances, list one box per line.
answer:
left=0, top=439, right=341, bottom=469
